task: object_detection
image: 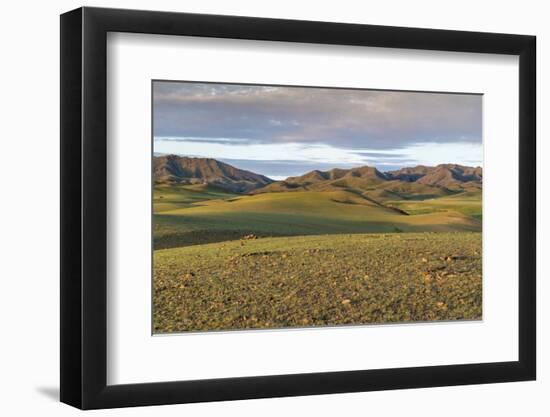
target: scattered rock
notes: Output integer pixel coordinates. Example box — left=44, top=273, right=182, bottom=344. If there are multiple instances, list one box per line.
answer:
left=445, top=255, right=467, bottom=261
left=435, top=301, right=448, bottom=310
left=431, top=265, right=447, bottom=271
left=182, top=272, right=195, bottom=281
left=421, top=257, right=428, bottom=263
left=243, top=251, right=271, bottom=257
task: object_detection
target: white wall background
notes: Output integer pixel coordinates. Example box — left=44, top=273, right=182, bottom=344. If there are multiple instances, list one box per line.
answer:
left=0, top=0, right=546, bottom=415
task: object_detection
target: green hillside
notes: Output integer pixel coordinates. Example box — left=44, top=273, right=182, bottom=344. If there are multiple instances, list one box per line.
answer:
left=385, top=193, right=482, bottom=219
left=154, top=186, right=482, bottom=249
left=154, top=184, right=238, bottom=212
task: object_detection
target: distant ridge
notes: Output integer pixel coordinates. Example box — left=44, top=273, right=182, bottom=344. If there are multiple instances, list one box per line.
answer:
left=154, top=155, right=482, bottom=196
left=254, top=163, right=482, bottom=196
left=388, top=164, right=482, bottom=188
left=154, top=155, right=273, bottom=193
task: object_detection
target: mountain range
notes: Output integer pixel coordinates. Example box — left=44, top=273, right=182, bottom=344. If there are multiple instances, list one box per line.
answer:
left=154, top=155, right=482, bottom=197
left=154, top=154, right=273, bottom=193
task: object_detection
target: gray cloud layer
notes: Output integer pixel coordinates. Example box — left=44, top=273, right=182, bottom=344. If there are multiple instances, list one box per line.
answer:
left=153, top=81, right=482, bottom=150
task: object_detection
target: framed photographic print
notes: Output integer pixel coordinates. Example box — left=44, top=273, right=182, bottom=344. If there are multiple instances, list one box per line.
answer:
left=60, top=7, right=536, bottom=409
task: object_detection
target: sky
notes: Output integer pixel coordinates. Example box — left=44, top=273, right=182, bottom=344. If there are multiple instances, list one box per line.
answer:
left=153, top=81, right=482, bottom=180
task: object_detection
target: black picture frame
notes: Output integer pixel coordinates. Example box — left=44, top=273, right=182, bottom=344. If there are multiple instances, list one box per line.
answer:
left=60, top=6, right=536, bottom=410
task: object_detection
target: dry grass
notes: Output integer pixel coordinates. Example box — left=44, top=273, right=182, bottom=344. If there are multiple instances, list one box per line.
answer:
left=153, top=232, right=482, bottom=333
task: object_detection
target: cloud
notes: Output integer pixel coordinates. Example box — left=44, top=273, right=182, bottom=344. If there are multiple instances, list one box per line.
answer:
left=153, top=81, right=482, bottom=150
left=153, top=81, right=483, bottom=176
left=154, top=137, right=483, bottom=177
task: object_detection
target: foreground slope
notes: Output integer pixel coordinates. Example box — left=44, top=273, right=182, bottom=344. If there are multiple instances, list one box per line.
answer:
left=153, top=232, right=482, bottom=332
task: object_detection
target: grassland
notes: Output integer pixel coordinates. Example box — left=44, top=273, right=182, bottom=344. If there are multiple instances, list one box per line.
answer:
left=154, top=232, right=482, bottom=333
left=385, top=192, right=482, bottom=220
left=153, top=185, right=481, bottom=249
left=153, top=184, right=482, bottom=333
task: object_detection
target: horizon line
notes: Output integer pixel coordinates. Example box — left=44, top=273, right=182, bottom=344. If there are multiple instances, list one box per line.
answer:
left=154, top=152, right=483, bottom=179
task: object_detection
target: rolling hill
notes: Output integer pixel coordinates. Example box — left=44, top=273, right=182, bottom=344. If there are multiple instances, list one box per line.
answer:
left=154, top=187, right=481, bottom=249
left=153, top=156, right=482, bottom=249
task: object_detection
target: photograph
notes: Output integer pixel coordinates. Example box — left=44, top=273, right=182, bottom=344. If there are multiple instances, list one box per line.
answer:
left=152, top=81, right=483, bottom=333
